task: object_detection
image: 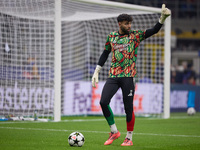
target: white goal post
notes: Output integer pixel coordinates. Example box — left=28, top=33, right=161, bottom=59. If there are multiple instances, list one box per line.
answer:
left=54, top=0, right=62, bottom=122
left=0, top=0, right=171, bottom=121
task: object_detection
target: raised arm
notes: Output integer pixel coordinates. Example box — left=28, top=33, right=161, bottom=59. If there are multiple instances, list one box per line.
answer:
left=145, top=22, right=162, bottom=39
left=145, top=4, right=171, bottom=39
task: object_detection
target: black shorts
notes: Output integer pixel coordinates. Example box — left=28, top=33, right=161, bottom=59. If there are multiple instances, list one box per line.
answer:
left=100, top=77, right=135, bottom=121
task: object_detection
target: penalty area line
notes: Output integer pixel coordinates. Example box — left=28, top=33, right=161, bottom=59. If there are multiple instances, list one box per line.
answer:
left=0, top=126, right=200, bottom=138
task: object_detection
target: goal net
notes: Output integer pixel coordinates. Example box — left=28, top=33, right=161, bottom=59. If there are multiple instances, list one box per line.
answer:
left=0, top=0, right=171, bottom=121
left=62, top=0, right=171, bottom=118
left=0, top=0, right=55, bottom=120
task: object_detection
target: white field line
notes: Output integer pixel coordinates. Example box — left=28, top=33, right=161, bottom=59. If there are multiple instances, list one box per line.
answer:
left=0, top=126, right=200, bottom=138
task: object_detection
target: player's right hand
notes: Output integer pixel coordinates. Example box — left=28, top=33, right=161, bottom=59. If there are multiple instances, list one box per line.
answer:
left=92, top=73, right=98, bottom=88
left=92, top=65, right=102, bottom=88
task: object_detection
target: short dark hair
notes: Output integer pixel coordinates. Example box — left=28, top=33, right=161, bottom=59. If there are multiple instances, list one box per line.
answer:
left=117, top=14, right=133, bottom=22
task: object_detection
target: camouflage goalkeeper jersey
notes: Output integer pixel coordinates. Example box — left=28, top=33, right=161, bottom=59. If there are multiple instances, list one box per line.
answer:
left=104, top=30, right=145, bottom=78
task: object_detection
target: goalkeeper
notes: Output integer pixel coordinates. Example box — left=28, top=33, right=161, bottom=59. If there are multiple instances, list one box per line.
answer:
left=92, top=4, right=170, bottom=146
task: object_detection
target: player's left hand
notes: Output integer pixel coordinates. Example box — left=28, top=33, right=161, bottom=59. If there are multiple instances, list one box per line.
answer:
left=159, top=4, right=171, bottom=24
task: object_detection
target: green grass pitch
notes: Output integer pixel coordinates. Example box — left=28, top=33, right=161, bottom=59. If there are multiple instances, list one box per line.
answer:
left=0, top=113, right=200, bottom=150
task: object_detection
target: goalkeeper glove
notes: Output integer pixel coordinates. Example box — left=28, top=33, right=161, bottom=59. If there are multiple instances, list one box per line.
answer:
left=92, top=65, right=102, bottom=88
left=159, top=4, right=171, bottom=24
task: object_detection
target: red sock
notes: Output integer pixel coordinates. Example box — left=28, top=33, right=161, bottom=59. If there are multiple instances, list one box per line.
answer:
left=127, top=111, right=135, bottom=131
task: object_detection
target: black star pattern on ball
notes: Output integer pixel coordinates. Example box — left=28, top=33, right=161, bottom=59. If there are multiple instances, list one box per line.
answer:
left=74, top=138, right=79, bottom=145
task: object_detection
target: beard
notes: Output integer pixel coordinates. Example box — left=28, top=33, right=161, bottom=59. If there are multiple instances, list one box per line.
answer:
left=121, top=26, right=130, bottom=34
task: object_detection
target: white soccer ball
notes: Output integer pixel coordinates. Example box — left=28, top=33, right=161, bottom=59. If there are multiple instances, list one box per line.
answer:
left=187, top=107, right=196, bottom=115
left=68, top=132, right=85, bottom=147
